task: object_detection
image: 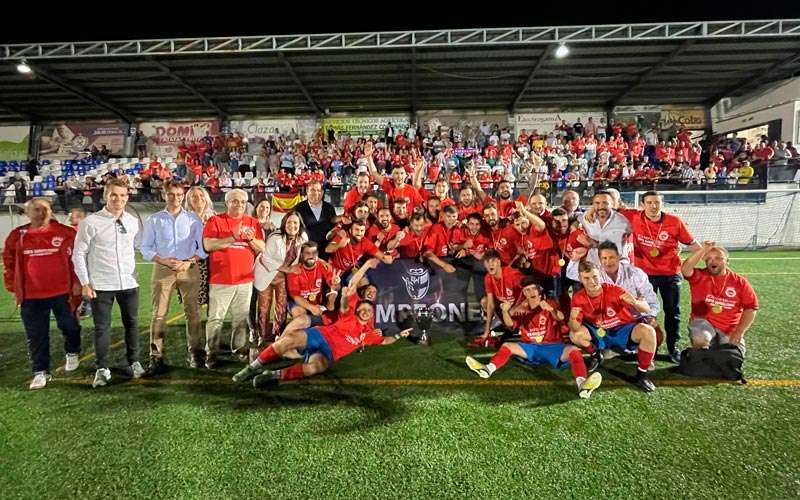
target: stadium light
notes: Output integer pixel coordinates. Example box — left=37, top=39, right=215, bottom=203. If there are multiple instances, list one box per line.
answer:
left=554, top=44, right=569, bottom=58
left=16, top=60, right=32, bottom=74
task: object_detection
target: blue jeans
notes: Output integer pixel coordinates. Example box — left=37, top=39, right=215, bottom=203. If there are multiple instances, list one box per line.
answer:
left=21, top=294, right=81, bottom=373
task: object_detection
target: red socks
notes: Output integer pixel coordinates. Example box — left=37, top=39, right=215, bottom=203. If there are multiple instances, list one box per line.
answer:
left=279, top=363, right=306, bottom=380
left=637, top=348, right=654, bottom=372
left=257, top=345, right=279, bottom=364
left=489, top=345, right=513, bottom=370
left=583, top=343, right=596, bottom=355
left=567, top=349, right=587, bottom=379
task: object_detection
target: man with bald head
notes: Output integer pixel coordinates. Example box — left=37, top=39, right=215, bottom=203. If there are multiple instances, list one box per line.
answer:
left=681, top=242, right=758, bottom=355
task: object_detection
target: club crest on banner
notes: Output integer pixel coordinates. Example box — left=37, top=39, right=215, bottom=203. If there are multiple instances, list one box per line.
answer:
left=402, top=266, right=431, bottom=301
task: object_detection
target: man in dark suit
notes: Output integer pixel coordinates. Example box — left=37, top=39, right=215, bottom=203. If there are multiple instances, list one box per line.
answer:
left=294, top=180, right=336, bottom=260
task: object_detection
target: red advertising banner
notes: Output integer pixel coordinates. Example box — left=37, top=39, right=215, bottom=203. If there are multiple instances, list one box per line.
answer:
left=38, top=122, right=127, bottom=161
left=138, top=120, right=220, bottom=158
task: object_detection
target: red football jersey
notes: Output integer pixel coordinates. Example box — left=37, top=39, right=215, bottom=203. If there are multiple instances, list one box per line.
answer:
left=686, top=269, right=758, bottom=335
left=286, top=260, right=334, bottom=305
left=484, top=267, right=524, bottom=304
left=517, top=227, right=555, bottom=275
left=618, top=208, right=695, bottom=276
left=328, top=235, right=379, bottom=272
left=494, top=225, right=524, bottom=265
left=319, top=313, right=383, bottom=361
left=516, top=300, right=563, bottom=344
left=571, top=283, right=636, bottom=329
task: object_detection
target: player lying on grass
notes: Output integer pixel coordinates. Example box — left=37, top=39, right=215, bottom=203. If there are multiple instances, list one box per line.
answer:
left=232, top=260, right=411, bottom=388
left=465, top=277, right=602, bottom=399
left=569, top=261, right=658, bottom=393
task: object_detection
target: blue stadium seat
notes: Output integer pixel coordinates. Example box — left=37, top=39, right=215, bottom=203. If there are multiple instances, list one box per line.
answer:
left=32, top=182, right=43, bottom=197
left=0, top=161, right=6, bottom=168
left=41, top=160, right=51, bottom=166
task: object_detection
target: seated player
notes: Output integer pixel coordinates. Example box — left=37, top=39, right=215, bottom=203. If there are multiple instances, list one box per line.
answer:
left=325, top=220, right=393, bottom=280
left=396, top=213, right=455, bottom=273
left=366, top=207, right=404, bottom=258
left=681, top=242, right=758, bottom=355
left=478, top=249, right=524, bottom=344
left=284, top=242, right=341, bottom=331
left=465, top=278, right=603, bottom=399
left=569, top=261, right=658, bottom=392
left=232, top=269, right=413, bottom=388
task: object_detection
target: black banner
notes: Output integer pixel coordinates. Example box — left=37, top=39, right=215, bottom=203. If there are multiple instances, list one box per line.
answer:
left=368, top=258, right=485, bottom=336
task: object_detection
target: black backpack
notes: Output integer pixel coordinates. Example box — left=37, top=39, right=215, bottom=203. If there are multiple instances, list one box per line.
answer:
left=678, top=344, right=746, bottom=382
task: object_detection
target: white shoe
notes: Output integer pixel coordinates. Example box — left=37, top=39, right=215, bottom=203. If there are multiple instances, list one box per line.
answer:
left=29, top=371, right=52, bottom=390
left=130, top=362, right=145, bottom=379
left=578, top=371, right=603, bottom=399
left=465, top=356, right=491, bottom=379
left=92, top=368, right=111, bottom=388
left=65, top=353, right=80, bottom=372
left=602, top=349, right=619, bottom=360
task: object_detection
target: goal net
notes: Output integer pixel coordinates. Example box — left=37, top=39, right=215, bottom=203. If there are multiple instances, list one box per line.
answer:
left=632, top=188, right=800, bottom=250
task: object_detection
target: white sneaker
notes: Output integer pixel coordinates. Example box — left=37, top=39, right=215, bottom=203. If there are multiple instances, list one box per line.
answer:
left=65, top=353, right=80, bottom=372
left=92, top=368, right=111, bottom=388
left=578, top=371, right=603, bottom=399
left=130, top=362, right=145, bottom=379
left=602, top=349, right=619, bottom=360
left=29, top=371, right=52, bottom=390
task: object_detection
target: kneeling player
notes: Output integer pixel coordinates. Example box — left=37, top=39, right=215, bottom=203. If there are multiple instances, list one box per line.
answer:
left=569, top=261, right=657, bottom=392
left=465, top=278, right=602, bottom=399
left=233, top=277, right=411, bottom=388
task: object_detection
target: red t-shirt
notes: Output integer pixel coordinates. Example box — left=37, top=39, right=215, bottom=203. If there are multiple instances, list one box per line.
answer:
left=319, top=312, right=383, bottom=361
left=571, top=283, right=636, bottom=329
left=618, top=208, right=695, bottom=276
left=343, top=187, right=368, bottom=214
left=2, top=221, right=77, bottom=302
left=396, top=227, right=432, bottom=259
left=328, top=235, right=380, bottom=272
left=425, top=223, right=460, bottom=257
left=484, top=267, right=524, bottom=304
left=686, top=268, right=758, bottom=335
left=203, top=214, right=263, bottom=285
left=517, top=226, right=555, bottom=275
left=381, top=177, right=423, bottom=212
left=286, top=260, right=335, bottom=305
left=366, top=223, right=401, bottom=256
left=451, top=228, right=492, bottom=258
left=516, top=301, right=563, bottom=344
left=495, top=225, right=524, bottom=265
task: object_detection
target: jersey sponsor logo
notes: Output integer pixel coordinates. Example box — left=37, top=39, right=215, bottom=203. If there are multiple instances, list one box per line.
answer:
left=724, top=286, right=737, bottom=298
left=315, top=278, right=322, bottom=288
left=401, top=266, right=430, bottom=301
left=51, top=236, right=64, bottom=248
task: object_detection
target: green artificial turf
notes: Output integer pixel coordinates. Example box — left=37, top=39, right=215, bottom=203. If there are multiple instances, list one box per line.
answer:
left=0, top=250, right=798, bottom=499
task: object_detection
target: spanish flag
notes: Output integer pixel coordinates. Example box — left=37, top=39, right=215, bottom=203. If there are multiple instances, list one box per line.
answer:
left=272, top=191, right=304, bottom=213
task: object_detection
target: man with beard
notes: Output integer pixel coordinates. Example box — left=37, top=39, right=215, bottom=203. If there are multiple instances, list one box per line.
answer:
left=325, top=220, right=394, bottom=281
left=579, top=191, right=632, bottom=266
left=285, top=242, right=341, bottom=329
left=470, top=175, right=516, bottom=220
left=616, top=191, right=700, bottom=363
left=366, top=207, right=404, bottom=258
left=365, top=142, right=423, bottom=212
left=481, top=204, right=505, bottom=250
left=396, top=213, right=455, bottom=273
left=328, top=202, right=372, bottom=241
left=569, top=261, right=657, bottom=392
left=424, top=205, right=461, bottom=265
left=424, top=196, right=442, bottom=224
left=343, top=172, right=374, bottom=214
left=390, top=197, right=411, bottom=229
left=454, top=186, right=485, bottom=222
left=681, top=243, right=757, bottom=355
left=466, top=278, right=603, bottom=399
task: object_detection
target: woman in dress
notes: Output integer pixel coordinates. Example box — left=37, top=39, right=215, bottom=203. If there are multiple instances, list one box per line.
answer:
left=184, top=186, right=216, bottom=306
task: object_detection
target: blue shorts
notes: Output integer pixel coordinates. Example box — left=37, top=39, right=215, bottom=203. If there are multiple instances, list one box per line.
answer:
left=516, top=342, right=569, bottom=369
left=288, top=300, right=325, bottom=327
left=301, top=327, right=333, bottom=363
left=585, top=323, right=637, bottom=351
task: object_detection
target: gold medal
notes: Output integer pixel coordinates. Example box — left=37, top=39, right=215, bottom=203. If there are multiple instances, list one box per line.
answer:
left=307, top=293, right=317, bottom=303
left=712, top=304, right=723, bottom=314
left=650, top=248, right=660, bottom=257
left=535, top=335, right=543, bottom=344
left=558, top=258, right=566, bottom=267
left=597, top=327, right=606, bottom=338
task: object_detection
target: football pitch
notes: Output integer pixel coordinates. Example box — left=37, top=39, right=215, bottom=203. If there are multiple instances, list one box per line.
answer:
left=0, top=250, right=799, bottom=499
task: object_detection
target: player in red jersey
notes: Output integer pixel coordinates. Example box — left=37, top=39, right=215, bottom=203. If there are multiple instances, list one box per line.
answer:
left=232, top=262, right=412, bottom=387
left=569, top=261, right=658, bottom=392
left=681, top=242, right=758, bottom=355
left=285, top=242, right=340, bottom=330
left=325, top=220, right=393, bottom=277
left=480, top=250, right=524, bottom=341
left=465, top=278, right=603, bottom=399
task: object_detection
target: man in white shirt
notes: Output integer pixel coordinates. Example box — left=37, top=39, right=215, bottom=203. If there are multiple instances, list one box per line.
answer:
left=72, top=178, right=143, bottom=388
left=578, top=191, right=632, bottom=266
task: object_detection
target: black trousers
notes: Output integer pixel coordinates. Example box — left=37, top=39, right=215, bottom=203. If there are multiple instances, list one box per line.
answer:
left=20, top=294, right=81, bottom=373
left=648, top=274, right=682, bottom=350
left=91, top=288, right=140, bottom=369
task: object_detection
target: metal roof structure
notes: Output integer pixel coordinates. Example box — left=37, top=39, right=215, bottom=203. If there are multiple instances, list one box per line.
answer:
left=1, top=19, right=799, bottom=124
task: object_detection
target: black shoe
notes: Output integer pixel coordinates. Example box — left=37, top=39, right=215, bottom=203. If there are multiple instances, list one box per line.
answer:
left=588, top=350, right=604, bottom=372
left=205, top=356, right=218, bottom=370
left=253, top=372, right=279, bottom=389
left=635, top=370, right=656, bottom=393
left=668, top=349, right=681, bottom=364
left=146, top=356, right=166, bottom=376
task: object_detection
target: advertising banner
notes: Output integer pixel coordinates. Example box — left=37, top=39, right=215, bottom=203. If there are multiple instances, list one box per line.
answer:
left=418, top=110, right=510, bottom=139
left=0, top=125, right=30, bottom=160
left=138, top=120, right=220, bottom=158
left=229, top=118, right=318, bottom=153
left=612, top=105, right=708, bottom=132
left=39, top=122, right=127, bottom=161
left=321, top=115, right=410, bottom=139
left=368, top=258, right=483, bottom=336
left=513, top=111, right=607, bottom=135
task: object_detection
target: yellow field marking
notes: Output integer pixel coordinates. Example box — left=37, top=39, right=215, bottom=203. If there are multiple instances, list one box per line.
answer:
left=53, top=339, right=125, bottom=374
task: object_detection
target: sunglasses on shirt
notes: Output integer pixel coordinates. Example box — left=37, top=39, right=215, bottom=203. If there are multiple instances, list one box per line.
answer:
left=116, top=219, right=127, bottom=234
